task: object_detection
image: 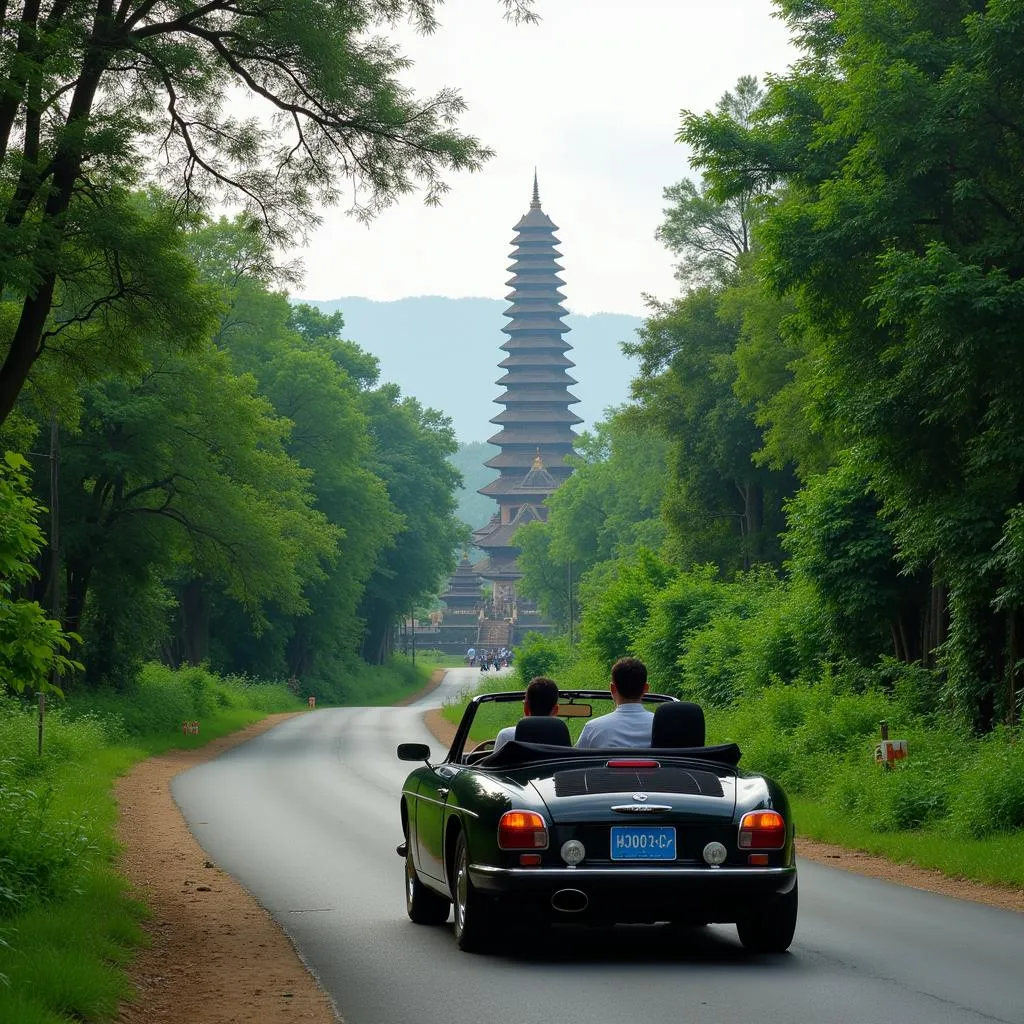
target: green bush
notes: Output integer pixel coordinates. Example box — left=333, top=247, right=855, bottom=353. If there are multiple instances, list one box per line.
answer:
left=951, top=734, right=1024, bottom=837
left=514, top=633, right=570, bottom=685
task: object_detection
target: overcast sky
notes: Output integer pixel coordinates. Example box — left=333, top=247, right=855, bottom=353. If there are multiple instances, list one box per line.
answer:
left=292, top=0, right=796, bottom=317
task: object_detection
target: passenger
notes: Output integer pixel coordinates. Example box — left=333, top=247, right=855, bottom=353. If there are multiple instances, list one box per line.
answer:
left=575, top=657, right=653, bottom=749
left=492, top=676, right=560, bottom=753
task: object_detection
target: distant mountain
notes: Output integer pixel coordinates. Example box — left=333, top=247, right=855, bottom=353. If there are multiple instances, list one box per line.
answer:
left=448, top=441, right=498, bottom=530
left=301, top=296, right=644, bottom=443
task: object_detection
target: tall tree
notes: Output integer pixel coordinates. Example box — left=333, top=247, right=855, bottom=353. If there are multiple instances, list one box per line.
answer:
left=681, top=0, right=1024, bottom=726
left=0, top=0, right=535, bottom=424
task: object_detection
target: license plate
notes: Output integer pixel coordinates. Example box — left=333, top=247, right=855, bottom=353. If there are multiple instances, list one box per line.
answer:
left=610, top=826, right=676, bottom=860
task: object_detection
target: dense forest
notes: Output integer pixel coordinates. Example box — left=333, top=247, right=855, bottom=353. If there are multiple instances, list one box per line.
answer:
left=0, top=0, right=553, bottom=700
left=519, top=0, right=1024, bottom=741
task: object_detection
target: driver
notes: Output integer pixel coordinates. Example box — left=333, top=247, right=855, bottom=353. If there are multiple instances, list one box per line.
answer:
left=492, top=676, right=560, bottom=753
left=575, top=657, right=653, bottom=748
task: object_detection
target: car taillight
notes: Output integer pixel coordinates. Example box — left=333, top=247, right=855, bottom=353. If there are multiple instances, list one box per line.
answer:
left=606, top=759, right=661, bottom=769
left=738, top=810, right=786, bottom=850
left=498, top=810, right=549, bottom=850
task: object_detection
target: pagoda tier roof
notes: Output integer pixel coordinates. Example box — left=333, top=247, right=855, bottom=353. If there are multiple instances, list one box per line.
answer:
left=473, top=522, right=530, bottom=548
left=502, top=321, right=571, bottom=336
left=503, top=302, right=569, bottom=318
left=508, top=251, right=563, bottom=264
left=487, top=427, right=579, bottom=446
left=493, top=389, right=580, bottom=404
left=498, top=353, right=576, bottom=369
left=512, top=207, right=559, bottom=231
left=495, top=370, right=578, bottom=386
left=505, top=289, right=567, bottom=304
left=499, top=337, right=572, bottom=353
left=505, top=272, right=567, bottom=289
left=490, top=408, right=584, bottom=425
left=477, top=479, right=559, bottom=499
left=483, top=451, right=573, bottom=471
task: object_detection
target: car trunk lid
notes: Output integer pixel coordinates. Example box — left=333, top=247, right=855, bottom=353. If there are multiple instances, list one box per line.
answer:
left=529, top=758, right=738, bottom=824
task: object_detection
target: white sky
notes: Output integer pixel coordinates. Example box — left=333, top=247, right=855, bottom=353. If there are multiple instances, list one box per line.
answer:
left=292, top=0, right=797, bottom=317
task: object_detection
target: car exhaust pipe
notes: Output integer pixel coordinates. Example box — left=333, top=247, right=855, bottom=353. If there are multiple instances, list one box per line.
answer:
left=551, top=888, right=588, bottom=913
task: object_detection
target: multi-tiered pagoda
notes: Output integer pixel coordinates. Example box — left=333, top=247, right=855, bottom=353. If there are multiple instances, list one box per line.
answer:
left=473, top=177, right=580, bottom=625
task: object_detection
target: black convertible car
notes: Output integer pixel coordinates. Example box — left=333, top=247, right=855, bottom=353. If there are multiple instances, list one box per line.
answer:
left=397, top=690, right=797, bottom=953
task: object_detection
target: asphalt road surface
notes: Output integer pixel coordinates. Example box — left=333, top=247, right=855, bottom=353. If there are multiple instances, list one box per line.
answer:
left=173, top=668, right=1024, bottom=1024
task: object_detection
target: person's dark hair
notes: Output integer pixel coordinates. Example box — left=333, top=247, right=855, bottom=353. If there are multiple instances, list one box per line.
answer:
left=525, top=676, right=559, bottom=716
left=611, top=657, right=648, bottom=700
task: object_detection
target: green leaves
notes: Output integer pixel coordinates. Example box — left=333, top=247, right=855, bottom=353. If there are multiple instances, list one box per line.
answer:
left=0, top=455, right=79, bottom=694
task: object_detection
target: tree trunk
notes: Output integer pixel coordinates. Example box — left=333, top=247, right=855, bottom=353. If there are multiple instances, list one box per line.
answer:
left=181, top=579, right=209, bottom=665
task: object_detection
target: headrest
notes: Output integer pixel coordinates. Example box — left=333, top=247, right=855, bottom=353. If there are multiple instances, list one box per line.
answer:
left=514, top=716, right=571, bottom=747
left=652, top=701, right=705, bottom=748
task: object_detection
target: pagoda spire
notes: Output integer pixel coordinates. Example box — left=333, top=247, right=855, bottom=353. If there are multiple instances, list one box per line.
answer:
left=531, top=168, right=540, bottom=209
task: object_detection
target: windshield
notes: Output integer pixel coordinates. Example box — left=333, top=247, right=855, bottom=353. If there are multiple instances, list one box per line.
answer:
left=452, top=691, right=670, bottom=758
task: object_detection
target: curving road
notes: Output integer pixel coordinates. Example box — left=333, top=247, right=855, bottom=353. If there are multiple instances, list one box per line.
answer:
left=173, top=668, right=1024, bottom=1024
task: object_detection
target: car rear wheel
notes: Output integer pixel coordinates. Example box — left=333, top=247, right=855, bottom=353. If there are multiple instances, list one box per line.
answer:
left=452, top=833, right=495, bottom=952
left=736, top=878, right=798, bottom=953
left=406, top=846, right=450, bottom=925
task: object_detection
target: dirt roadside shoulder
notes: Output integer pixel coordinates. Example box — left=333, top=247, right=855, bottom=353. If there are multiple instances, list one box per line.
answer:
left=115, top=713, right=339, bottom=1024
left=421, top=708, right=1024, bottom=914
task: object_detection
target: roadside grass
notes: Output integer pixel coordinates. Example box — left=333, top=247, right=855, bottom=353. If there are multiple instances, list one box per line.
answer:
left=0, top=666, right=304, bottom=1024
left=413, top=650, right=470, bottom=669
left=790, top=796, right=1024, bottom=888
left=328, top=655, right=436, bottom=707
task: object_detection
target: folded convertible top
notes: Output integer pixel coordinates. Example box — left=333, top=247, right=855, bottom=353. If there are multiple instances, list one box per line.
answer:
left=476, top=740, right=742, bottom=770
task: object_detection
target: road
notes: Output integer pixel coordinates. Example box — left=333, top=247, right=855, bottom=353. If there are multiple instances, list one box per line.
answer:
left=173, top=668, right=1024, bottom=1024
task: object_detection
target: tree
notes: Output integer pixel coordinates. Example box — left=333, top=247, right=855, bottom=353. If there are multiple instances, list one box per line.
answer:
left=658, top=76, right=764, bottom=289
left=681, top=0, right=1024, bottom=726
left=57, top=336, right=335, bottom=684
left=0, top=0, right=536, bottom=424
left=357, top=387, right=464, bottom=663
left=626, top=289, right=795, bottom=572
left=516, top=409, right=668, bottom=627
left=0, top=453, right=79, bottom=693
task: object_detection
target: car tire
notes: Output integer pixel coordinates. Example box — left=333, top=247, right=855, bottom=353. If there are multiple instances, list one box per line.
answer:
left=405, top=846, right=450, bottom=925
left=452, top=833, right=494, bottom=952
left=736, top=877, right=798, bottom=953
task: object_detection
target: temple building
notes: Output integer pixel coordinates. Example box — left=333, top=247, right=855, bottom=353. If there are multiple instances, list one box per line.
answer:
left=439, top=553, right=483, bottom=617
left=472, top=176, right=580, bottom=636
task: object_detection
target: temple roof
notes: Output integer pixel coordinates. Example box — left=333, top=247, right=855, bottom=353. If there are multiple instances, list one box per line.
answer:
left=498, top=353, right=576, bottom=369
left=493, top=388, right=581, bottom=405
left=483, top=449, right=573, bottom=470
left=495, top=370, right=577, bottom=386
left=489, top=407, right=584, bottom=425
left=487, top=426, right=579, bottom=446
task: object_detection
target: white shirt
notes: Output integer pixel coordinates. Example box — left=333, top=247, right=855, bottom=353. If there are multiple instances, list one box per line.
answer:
left=575, top=704, right=654, bottom=749
left=492, top=725, right=517, bottom=753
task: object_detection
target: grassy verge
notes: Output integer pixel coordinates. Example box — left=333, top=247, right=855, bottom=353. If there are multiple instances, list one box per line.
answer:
left=0, top=666, right=303, bottom=1024
left=327, top=655, right=436, bottom=707
left=443, top=664, right=1024, bottom=890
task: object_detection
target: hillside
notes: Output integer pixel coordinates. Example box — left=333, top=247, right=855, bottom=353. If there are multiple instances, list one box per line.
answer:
left=301, top=296, right=644, bottom=443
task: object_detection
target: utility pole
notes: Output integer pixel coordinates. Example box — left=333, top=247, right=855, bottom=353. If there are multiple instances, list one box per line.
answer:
left=410, top=606, right=416, bottom=665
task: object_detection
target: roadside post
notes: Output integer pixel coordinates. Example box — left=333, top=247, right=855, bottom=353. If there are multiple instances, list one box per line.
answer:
left=874, top=720, right=908, bottom=769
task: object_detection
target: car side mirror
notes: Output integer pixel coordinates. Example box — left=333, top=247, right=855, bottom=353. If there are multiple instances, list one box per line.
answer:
left=397, top=743, right=431, bottom=762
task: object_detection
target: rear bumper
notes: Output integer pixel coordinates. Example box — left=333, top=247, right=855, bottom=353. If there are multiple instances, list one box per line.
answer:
left=468, top=864, right=796, bottom=925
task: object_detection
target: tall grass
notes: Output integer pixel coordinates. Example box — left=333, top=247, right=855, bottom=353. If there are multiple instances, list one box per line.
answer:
left=0, top=666, right=303, bottom=1024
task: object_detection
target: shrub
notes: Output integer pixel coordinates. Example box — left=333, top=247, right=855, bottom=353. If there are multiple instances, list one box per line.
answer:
left=951, top=733, right=1024, bottom=837
left=514, top=633, right=570, bottom=685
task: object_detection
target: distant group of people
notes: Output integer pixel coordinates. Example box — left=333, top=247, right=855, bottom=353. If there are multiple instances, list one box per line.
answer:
left=492, top=656, right=651, bottom=754
left=465, top=646, right=511, bottom=671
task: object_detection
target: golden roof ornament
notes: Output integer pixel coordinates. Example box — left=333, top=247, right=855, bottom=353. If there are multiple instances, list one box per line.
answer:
left=532, top=448, right=544, bottom=470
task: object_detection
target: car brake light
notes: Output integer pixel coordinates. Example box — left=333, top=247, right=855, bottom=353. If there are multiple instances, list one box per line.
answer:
left=738, top=810, right=786, bottom=850
left=498, top=810, right=548, bottom=850
left=606, top=759, right=661, bottom=768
